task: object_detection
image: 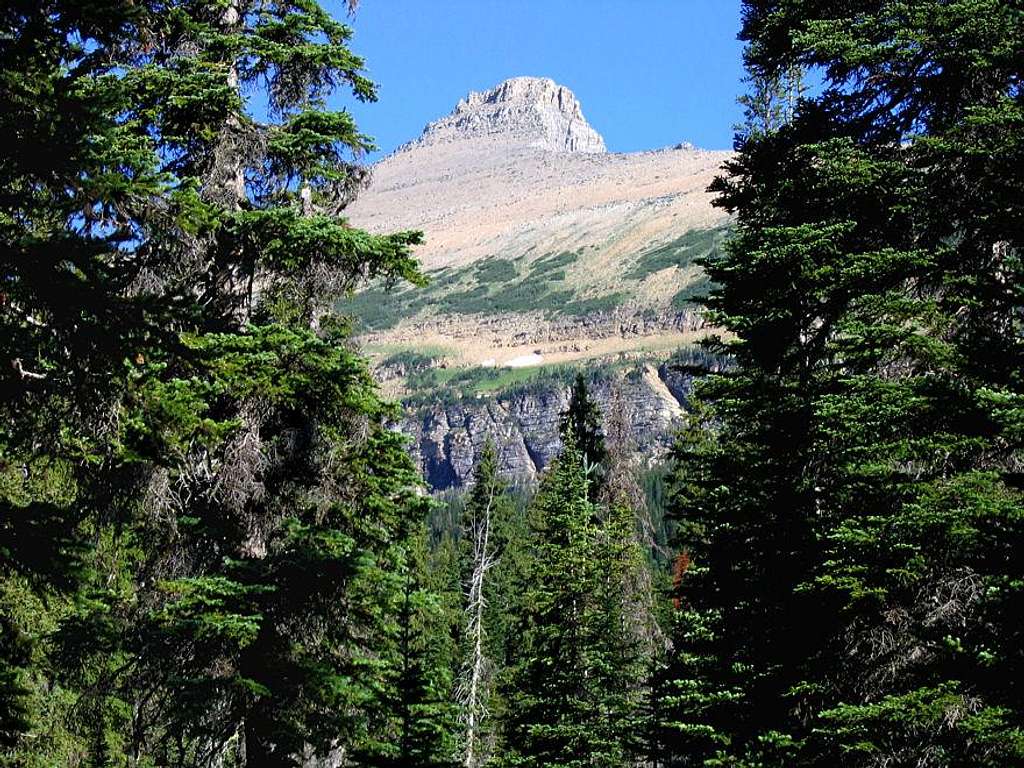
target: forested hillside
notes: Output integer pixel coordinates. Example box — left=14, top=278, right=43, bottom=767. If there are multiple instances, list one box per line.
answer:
left=1, top=2, right=1022, bottom=767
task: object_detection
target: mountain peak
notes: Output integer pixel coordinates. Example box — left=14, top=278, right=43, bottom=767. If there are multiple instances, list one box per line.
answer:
left=401, top=76, right=607, bottom=155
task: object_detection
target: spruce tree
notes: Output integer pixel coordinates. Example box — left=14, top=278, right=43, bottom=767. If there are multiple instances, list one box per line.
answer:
left=560, top=373, right=608, bottom=501
left=664, top=1, right=1024, bottom=765
left=497, top=432, right=644, bottom=768
left=1, top=1, right=428, bottom=764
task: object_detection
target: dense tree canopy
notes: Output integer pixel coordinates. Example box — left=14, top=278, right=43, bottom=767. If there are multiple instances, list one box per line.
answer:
left=664, top=1, right=1024, bottom=765
left=1, top=1, right=430, bottom=764
left=497, top=429, right=647, bottom=768
left=3, top=1, right=1022, bottom=766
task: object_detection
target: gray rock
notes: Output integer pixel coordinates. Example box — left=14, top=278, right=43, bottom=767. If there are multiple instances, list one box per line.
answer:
left=400, top=76, right=607, bottom=155
left=400, top=364, right=690, bottom=490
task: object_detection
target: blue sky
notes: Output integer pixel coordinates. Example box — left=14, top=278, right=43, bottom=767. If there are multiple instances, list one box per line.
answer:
left=325, top=1, right=746, bottom=158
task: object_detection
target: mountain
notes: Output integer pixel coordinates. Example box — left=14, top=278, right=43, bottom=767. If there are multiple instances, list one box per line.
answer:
left=343, top=77, right=731, bottom=487
left=400, top=75, right=607, bottom=154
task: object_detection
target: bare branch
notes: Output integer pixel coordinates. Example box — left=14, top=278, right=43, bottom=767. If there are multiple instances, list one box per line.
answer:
left=11, top=358, right=47, bottom=381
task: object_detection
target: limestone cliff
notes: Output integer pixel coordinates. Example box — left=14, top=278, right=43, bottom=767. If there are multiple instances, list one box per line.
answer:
left=400, top=362, right=697, bottom=489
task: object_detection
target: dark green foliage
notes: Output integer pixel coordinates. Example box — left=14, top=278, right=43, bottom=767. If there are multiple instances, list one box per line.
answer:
left=339, top=249, right=624, bottom=331
left=403, top=363, right=581, bottom=406
left=474, top=258, right=520, bottom=283
left=625, top=226, right=729, bottom=280
left=663, top=2, right=1024, bottom=765
left=496, top=434, right=646, bottom=768
left=423, top=422, right=669, bottom=767
left=336, top=283, right=450, bottom=332
left=669, top=274, right=715, bottom=309
left=428, top=482, right=534, bottom=546
left=0, top=1, right=438, bottom=764
left=366, top=526, right=460, bottom=768
left=7, top=1, right=1023, bottom=766
left=526, top=250, right=579, bottom=281
left=638, top=464, right=673, bottom=562
left=0, top=612, right=31, bottom=749
left=560, top=374, right=608, bottom=501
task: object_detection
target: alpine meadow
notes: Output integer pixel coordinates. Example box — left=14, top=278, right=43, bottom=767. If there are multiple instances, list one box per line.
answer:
left=1, top=2, right=1022, bottom=768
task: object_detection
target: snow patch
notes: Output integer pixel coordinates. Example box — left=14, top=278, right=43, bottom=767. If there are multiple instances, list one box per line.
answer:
left=503, top=352, right=544, bottom=368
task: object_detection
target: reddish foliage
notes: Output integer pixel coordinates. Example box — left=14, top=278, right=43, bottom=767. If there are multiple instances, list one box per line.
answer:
left=672, top=551, right=690, bottom=610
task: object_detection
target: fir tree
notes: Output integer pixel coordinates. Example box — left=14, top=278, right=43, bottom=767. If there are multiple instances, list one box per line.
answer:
left=497, top=432, right=644, bottom=768
left=664, top=1, right=1024, bottom=765
left=1, top=1, right=428, bottom=764
left=560, top=373, right=608, bottom=501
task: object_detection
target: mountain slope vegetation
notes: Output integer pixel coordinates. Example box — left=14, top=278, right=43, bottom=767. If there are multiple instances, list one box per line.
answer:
left=1, top=2, right=1022, bottom=768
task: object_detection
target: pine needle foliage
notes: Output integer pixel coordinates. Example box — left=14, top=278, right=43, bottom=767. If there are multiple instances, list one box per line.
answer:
left=0, top=1, right=438, bottom=764
left=497, top=432, right=645, bottom=768
left=559, top=373, right=608, bottom=501
left=663, top=2, right=1024, bottom=766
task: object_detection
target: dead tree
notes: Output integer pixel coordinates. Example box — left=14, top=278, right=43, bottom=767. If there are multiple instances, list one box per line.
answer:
left=457, top=455, right=500, bottom=768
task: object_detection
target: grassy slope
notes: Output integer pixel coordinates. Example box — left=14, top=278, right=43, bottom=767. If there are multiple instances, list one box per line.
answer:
left=339, top=225, right=730, bottom=333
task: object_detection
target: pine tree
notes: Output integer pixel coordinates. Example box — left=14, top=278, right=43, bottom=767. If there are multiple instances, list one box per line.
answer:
left=663, top=1, right=1024, bottom=765
left=497, top=432, right=644, bottom=768
left=560, top=373, right=608, bottom=501
left=1, top=1, right=429, bottom=764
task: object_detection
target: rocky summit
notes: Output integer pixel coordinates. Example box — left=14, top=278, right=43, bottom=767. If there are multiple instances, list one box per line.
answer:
left=344, top=77, right=732, bottom=488
left=400, top=76, right=607, bottom=154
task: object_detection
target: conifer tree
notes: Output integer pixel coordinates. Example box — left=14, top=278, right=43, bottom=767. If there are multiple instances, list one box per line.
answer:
left=1, top=1, right=428, bottom=764
left=560, top=373, right=608, bottom=501
left=664, top=2, right=1024, bottom=765
left=366, top=524, right=459, bottom=768
left=497, top=432, right=644, bottom=768
left=601, top=385, right=669, bottom=766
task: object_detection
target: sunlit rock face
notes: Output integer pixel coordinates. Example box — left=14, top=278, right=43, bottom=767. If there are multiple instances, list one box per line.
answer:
left=345, top=77, right=733, bottom=489
left=402, top=362, right=694, bottom=490
left=400, top=76, right=607, bottom=155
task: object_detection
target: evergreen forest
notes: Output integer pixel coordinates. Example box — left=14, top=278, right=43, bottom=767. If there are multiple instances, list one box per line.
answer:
left=1, top=1, right=1022, bottom=766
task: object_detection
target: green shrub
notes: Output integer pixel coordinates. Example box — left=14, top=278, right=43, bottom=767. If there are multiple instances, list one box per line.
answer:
left=626, top=226, right=729, bottom=280
left=670, top=274, right=715, bottom=308
left=527, top=250, right=578, bottom=280
left=474, top=257, right=519, bottom=283
left=381, top=349, right=441, bottom=371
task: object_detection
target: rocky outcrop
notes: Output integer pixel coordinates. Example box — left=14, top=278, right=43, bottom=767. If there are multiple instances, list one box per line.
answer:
left=346, top=75, right=730, bottom=282
left=399, top=362, right=699, bottom=489
left=401, top=76, right=606, bottom=155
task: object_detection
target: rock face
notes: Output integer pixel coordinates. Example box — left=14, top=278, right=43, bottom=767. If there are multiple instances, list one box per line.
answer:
left=401, top=363, right=696, bottom=489
left=346, top=76, right=730, bottom=280
left=343, top=77, right=734, bottom=488
left=368, top=307, right=706, bottom=354
left=401, top=76, right=607, bottom=155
